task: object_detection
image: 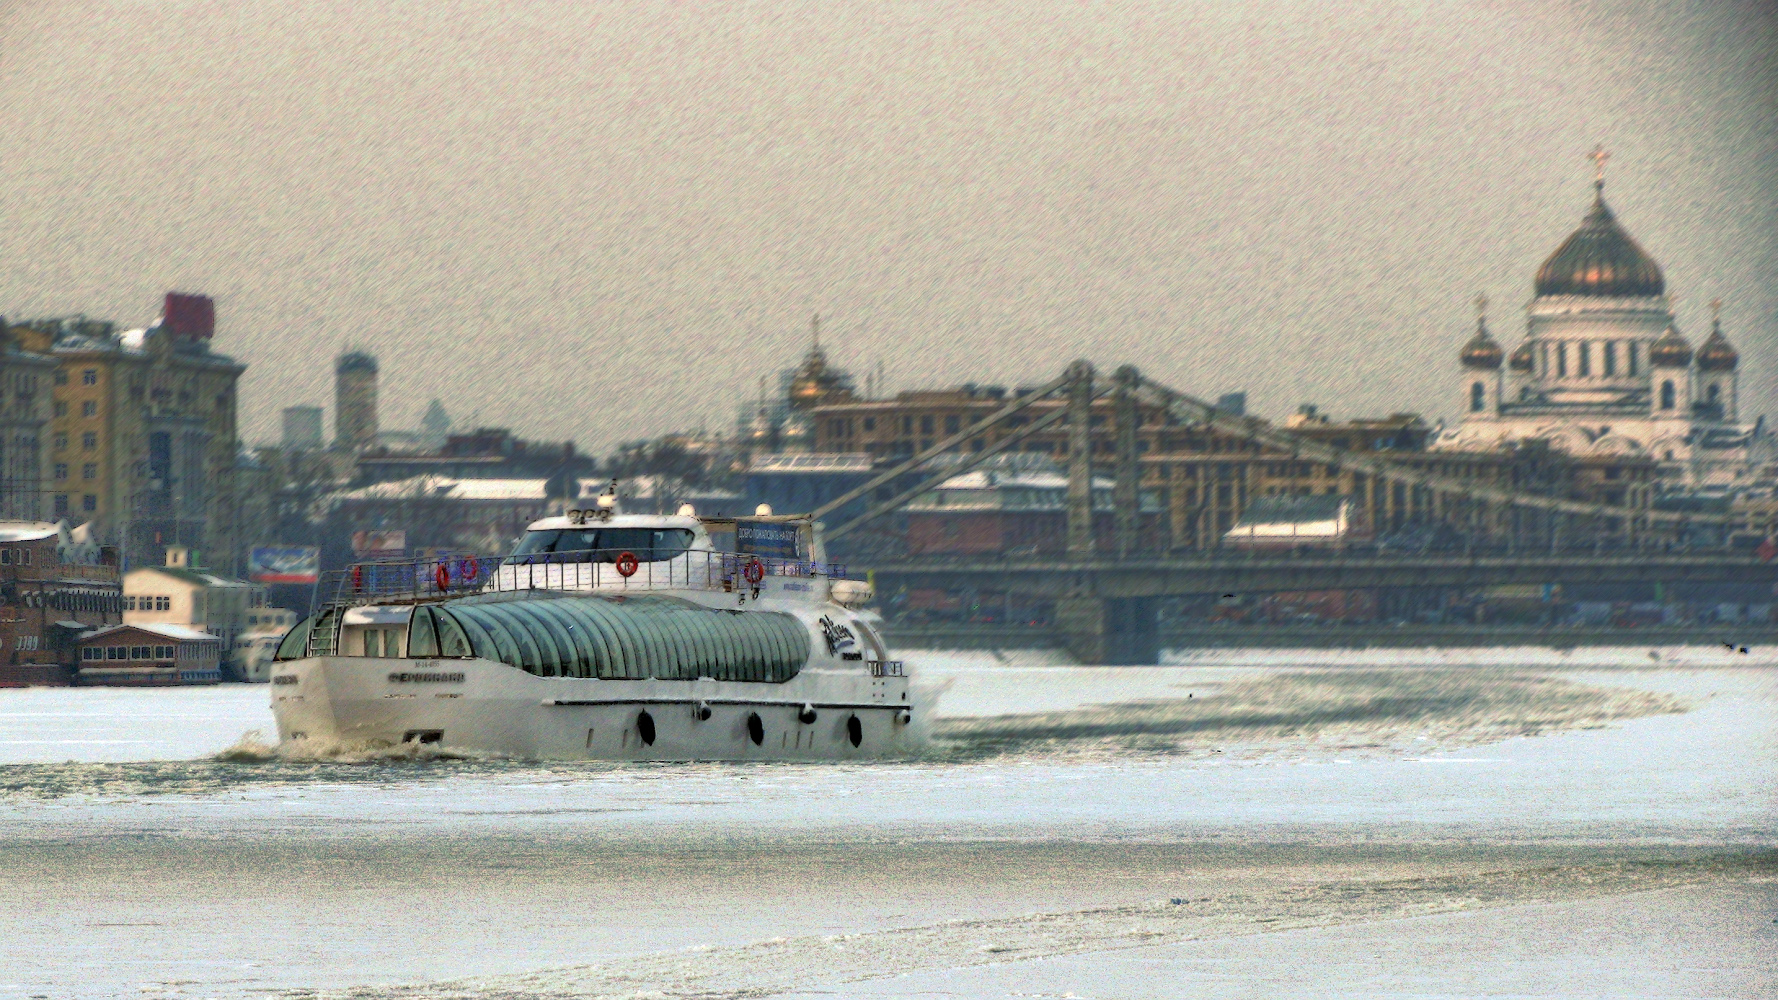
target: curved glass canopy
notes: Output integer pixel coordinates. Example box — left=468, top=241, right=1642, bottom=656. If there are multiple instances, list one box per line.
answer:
left=407, top=593, right=810, bottom=682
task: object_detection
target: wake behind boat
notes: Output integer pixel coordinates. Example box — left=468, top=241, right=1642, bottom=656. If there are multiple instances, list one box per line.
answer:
left=268, top=497, right=912, bottom=760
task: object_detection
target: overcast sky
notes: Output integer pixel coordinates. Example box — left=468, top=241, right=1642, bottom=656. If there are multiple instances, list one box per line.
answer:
left=2, top=0, right=1773, bottom=451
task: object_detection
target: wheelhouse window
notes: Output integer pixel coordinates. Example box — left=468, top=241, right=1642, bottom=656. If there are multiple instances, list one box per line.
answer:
left=505, top=527, right=695, bottom=564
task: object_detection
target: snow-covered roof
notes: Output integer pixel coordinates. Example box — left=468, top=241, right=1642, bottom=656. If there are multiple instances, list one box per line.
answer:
left=0, top=521, right=61, bottom=542
left=332, top=475, right=555, bottom=503
left=750, top=453, right=874, bottom=473
left=127, top=566, right=255, bottom=589
left=1224, top=495, right=1353, bottom=543
left=82, top=623, right=219, bottom=642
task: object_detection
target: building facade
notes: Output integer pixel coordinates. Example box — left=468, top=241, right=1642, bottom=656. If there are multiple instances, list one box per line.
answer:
left=77, top=623, right=221, bottom=686
left=0, top=325, right=58, bottom=522
left=123, top=546, right=272, bottom=657
left=10, top=293, right=247, bottom=573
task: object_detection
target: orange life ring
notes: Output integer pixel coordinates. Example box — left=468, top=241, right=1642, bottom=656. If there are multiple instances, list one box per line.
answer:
left=743, top=558, right=765, bottom=584
left=459, top=556, right=481, bottom=581
left=614, top=551, right=640, bottom=578
left=435, top=563, right=450, bottom=591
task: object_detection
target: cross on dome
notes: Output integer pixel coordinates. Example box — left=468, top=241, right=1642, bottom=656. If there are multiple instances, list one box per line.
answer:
left=1589, top=144, right=1610, bottom=187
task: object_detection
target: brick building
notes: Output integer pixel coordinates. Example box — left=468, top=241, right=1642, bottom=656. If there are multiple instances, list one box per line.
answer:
left=0, top=522, right=122, bottom=686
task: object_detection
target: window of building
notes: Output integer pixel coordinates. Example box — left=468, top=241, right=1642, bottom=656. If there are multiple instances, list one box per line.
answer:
left=1603, top=341, right=1617, bottom=376
left=862, top=417, right=875, bottom=432
left=123, top=596, right=136, bottom=611
left=53, top=433, right=66, bottom=451
left=156, top=596, right=171, bottom=611
left=81, top=400, right=97, bottom=417
left=1628, top=343, right=1639, bottom=376
left=944, top=415, right=960, bottom=434
left=81, top=369, right=97, bottom=386
left=1556, top=343, right=1567, bottom=377
left=54, top=401, right=69, bottom=417
left=82, top=433, right=96, bottom=449
left=1577, top=342, right=1590, bottom=376
left=53, top=494, right=68, bottom=515
left=53, top=464, right=67, bottom=481
left=1470, top=381, right=1486, bottom=412
left=81, top=494, right=96, bottom=512
left=901, top=416, right=913, bottom=435
left=106, top=646, right=125, bottom=660
left=1660, top=380, right=1676, bottom=410
left=155, top=645, right=173, bottom=658
left=82, top=463, right=97, bottom=480
left=920, top=416, right=934, bottom=435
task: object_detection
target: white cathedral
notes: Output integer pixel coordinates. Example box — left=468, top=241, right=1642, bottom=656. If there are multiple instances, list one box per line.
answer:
left=1435, top=170, right=1768, bottom=491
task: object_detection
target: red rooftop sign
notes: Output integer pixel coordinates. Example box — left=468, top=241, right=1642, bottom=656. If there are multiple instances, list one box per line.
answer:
left=162, top=292, right=214, bottom=339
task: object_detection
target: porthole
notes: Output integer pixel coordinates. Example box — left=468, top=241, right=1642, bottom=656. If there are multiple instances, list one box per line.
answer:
left=636, top=710, right=656, bottom=746
left=847, top=715, right=863, bottom=748
left=746, top=712, right=764, bottom=746
left=798, top=704, right=818, bottom=725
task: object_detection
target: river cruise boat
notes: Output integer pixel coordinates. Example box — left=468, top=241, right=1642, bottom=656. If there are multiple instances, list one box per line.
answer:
left=268, top=501, right=911, bottom=760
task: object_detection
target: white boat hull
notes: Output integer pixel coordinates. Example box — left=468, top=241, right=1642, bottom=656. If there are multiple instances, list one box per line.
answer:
left=270, top=655, right=915, bottom=760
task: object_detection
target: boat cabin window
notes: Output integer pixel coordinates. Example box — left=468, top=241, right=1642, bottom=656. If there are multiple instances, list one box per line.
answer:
left=506, top=528, right=695, bottom=564
left=273, top=615, right=315, bottom=661
left=408, top=606, right=472, bottom=657
left=408, top=608, right=438, bottom=657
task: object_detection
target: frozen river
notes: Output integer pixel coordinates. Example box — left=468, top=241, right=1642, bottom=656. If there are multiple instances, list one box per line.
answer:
left=1, top=647, right=1774, bottom=998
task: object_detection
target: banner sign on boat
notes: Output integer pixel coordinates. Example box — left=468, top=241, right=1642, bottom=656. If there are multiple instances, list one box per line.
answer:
left=736, top=521, right=799, bottom=559
left=248, top=546, right=320, bottom=584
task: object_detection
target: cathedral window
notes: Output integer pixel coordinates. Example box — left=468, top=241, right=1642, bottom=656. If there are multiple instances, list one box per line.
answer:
left=1627, top=343, right=1639, bottom=376
left=1556, top=344, right=1567, bottom=378
left=1707, top=384, right=1721, bottom=405
left=1469, top=382, right=1486, bottom=412
left=1660, top=381, right=1675, bottom=410
left=1577, top=343, right=1590, bottom=377
left=1603, top=342, right=1617, bottom=376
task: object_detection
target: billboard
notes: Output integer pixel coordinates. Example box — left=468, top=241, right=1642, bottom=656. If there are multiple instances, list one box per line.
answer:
left=352, top=530, right=408, bottom=557
left=248, top=546, right=319, bottom=584
left=736, top=521, right=800, bottom=559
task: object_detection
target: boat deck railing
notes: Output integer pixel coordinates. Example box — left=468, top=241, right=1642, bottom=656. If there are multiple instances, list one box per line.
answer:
left=326, top=548, right=848, bottom=607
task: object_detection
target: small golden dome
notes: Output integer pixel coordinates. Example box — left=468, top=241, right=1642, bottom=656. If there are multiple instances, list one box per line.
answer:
left=1648, top=324, right=1693, bottom=368
left=1460, top=319, right=1503, bottom=370
left=1695, top=320, right=1738, bottom=372
left=1507, top=340, right=1535, bottom=373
